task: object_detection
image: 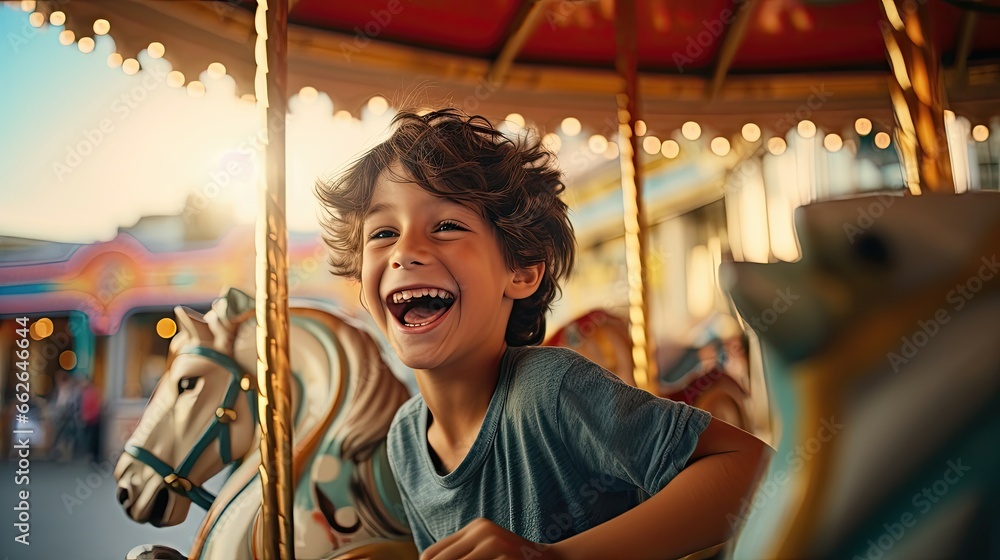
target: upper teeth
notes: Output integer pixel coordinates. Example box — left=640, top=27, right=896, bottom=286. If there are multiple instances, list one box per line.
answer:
left=392, top=288, right=454, bottom=303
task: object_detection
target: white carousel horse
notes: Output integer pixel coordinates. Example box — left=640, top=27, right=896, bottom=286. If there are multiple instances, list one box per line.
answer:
left=114, top=288, right=417, bottom=560
left=724, top=192, right=1000, bottom=559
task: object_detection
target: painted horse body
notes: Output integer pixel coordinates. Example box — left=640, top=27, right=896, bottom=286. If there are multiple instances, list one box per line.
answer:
left=114, top=289, right=417, bottom=559
left=546, top=309, right=757, bottom=432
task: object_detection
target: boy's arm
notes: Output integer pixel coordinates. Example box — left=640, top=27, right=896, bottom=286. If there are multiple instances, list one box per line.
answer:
left=552, top=417, right=773, bottom=560
left=420, top=418, right=772, bottom=560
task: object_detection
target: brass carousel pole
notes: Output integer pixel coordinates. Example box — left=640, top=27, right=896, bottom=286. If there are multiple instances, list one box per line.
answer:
left=614, top=0, right=654, bottom=391
left=878, top=0, right=956, bottom=194
left=254, top=0, right=294, bottom=558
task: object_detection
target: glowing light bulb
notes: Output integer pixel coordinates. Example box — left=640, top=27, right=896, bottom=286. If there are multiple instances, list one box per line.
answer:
left=767, top=137, right=787, bottom=155
left=147, top=42, right=165, bottom=59
left=59, top=351, right=77, bottom=370
left=855, top=117, right=873, bottom=136
left=604, top=141, right=620, bottom=160
left=588, top=134, right=609, bottom=154
left=167, top=71, right=185, bottom=88
left=505, top=113, right=525, bottom=130
left=561, top=117, right=582, bottom=137
left=661, top=139, right=680, bottom=158
left=78, top=37, right=95, bottom=53
left=298, top=86, right=318, bottom=103
left=874, top=131, right=891, bottom=149
left=824, top=133, right=843, bottom=152
left=972, top=125, right=989, bottom=143
left=93, top=19, right=110, bottom=35
left=681, top=121, right=701, bottom=141
left=187, top=80, right=206, bottom=98
left=207, top=62, right=227, bottom=79
left=156, top=318, right=178, bottom=338
left=367, top=95, right=389, bottom=116
left=711, top=137, right=731, bottom=156
left=642, top=136, right=662, bottom=155
left=542, top=133, right=562, bottom=154
left=122, top=58, right=140, bottom=75
left=797, top=120, right=817, bottom=139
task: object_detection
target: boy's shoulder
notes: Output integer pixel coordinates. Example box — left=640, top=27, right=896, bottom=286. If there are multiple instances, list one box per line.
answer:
left=504, top=345, right=609, bottom=412
left=507, top=344, right=594, bottom=371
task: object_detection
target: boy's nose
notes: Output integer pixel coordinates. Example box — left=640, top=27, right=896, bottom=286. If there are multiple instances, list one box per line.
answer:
left=391, top=234, right=431, bottom=269
left=391, top=258, right=425, bottom=269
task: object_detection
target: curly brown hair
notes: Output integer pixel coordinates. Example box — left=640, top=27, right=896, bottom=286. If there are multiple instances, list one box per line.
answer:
left=316, top=109, right=575, bottom=346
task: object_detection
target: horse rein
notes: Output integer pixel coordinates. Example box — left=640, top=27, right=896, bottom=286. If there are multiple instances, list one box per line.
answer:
left=124, top=346, right=257, bottom=510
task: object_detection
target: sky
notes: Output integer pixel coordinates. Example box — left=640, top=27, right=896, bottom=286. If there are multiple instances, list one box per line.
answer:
left=0, top=6, right=396, bottom=243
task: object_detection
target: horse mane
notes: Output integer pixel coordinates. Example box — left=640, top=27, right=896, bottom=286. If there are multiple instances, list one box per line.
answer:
left=182, top=291, right=413, bottom=558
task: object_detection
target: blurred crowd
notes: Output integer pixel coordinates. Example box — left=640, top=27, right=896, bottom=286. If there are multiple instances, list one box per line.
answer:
left=4, top=370, right=103, bottom=462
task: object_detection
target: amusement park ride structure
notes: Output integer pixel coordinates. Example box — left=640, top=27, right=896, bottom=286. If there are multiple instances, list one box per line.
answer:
left=2, top=0, right=1000, bottom=558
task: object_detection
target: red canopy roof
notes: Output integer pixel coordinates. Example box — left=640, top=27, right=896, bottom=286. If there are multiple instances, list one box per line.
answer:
left=286, top=0, right=999, bottom=73
left=40, top=0, right=1000, bottom=134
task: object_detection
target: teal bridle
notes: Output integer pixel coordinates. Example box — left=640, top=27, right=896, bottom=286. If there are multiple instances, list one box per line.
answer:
left=124, top=346, right=257, bottom=511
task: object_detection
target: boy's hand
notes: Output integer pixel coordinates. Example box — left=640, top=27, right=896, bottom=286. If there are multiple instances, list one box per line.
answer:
left=421, top=518, right=562, bottom=560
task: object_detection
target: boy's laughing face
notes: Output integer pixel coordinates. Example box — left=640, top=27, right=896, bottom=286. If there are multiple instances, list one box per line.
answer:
left=360, top=168, right=520, bottom=373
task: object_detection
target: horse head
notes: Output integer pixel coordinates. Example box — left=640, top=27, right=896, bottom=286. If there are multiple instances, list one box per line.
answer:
left=114, top=288, right=259, bottom=527
left=725, top=192, right=1000, bottom=558
left=115, top=288, right=417, bottom=559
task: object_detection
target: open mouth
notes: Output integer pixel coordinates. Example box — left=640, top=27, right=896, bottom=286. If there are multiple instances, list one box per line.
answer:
left=386, top=287, right=455, bottom=328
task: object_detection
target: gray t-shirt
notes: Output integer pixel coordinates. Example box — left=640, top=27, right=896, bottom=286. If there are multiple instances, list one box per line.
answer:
left=386, top=345, right=711, bottom=553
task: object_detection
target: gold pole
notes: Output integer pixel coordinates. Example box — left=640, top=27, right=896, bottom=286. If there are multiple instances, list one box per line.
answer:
left=254, top=0, right=294, bottom=558
left=614, top=0, right=653, bottom=391
left=878, top=0, right=956, bottom=195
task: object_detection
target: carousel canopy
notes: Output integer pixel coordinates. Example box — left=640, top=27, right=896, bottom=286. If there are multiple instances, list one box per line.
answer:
left=34, top=0, right=1000, bottom=136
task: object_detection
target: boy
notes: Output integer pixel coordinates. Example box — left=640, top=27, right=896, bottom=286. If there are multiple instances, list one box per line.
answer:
left=318, top=109, right=771, bottom=559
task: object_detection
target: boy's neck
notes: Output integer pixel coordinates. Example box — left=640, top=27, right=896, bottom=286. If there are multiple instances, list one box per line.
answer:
left=415, top=343, right=508, bottom=451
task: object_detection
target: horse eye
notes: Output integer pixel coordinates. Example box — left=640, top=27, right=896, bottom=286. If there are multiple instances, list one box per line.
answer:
left=177, top=377, right=200, bottom=394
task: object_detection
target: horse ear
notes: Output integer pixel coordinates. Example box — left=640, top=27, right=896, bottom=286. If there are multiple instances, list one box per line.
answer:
left=174, top=305, right=210, bottom=340
left=223, top=287, right=255, bottom=323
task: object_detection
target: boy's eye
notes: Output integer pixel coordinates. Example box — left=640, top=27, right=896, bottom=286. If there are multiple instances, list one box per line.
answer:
left=368, top=229, right=396, bottom=240
left=436, top=221, right=464, bottom=232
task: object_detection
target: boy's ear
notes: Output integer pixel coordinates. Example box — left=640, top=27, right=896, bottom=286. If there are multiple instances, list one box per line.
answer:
left=505, top=262, right=545, bottom=300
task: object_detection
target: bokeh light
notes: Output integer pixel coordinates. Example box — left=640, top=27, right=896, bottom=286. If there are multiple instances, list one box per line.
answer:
left=874, top=131, right=891, bottom=149
left=30, top=318, right=54, bottom=340
left=59, top=351, right=77, bottom=370
left=742, top=123, right=761, bottom=142
left=972, top=125, right=989, bottom=142
left=588, top=134, right=609, bottom=154
left=367, top=95, right=389, bottom=116
left=156, top=318, right=178, bottom=339
left=681, top=121, right=701, bottom=141
left=767, top=137, right=787, bottom=155
left=711, top=137, right=731, bottom=156
left=661, top=139, right=680, bottom=158
left=642, top=136, right=662, bottom=155
left=93, top=19, right=110, bottom=35
left=855, top=117, right=873, bottom=136
left=147, top=42, right=165, bottom=59
left=561, top=117, right=582, bottom=137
